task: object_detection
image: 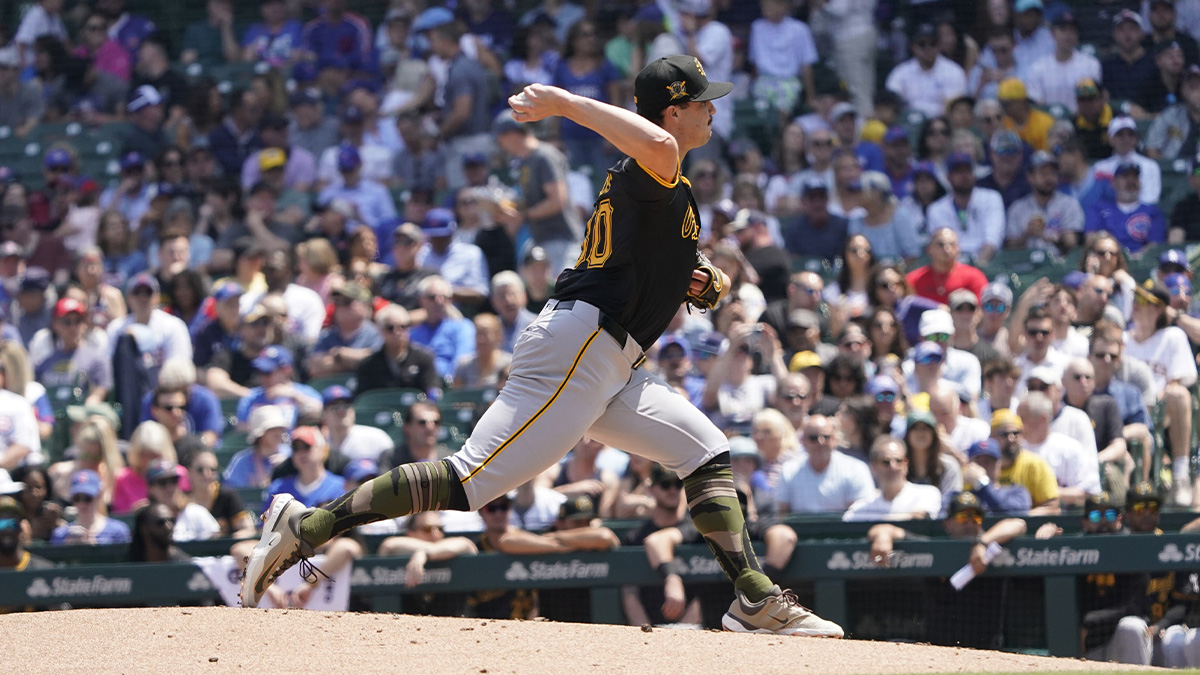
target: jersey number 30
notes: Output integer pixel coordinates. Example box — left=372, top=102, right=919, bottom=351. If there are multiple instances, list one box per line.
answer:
left=577, top=199, right=613, bottom=268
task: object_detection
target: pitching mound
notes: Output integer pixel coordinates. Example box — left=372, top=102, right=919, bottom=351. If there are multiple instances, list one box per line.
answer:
left=4, top=607, right=1161, bottom=674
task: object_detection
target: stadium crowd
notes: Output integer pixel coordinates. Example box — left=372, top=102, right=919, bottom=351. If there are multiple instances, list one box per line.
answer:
left=2, top=0, right=1200, bottom=664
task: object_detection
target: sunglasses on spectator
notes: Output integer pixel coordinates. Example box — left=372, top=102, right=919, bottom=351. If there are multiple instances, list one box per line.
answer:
left=152, top=517, right=174, bottom=527
left=875, top=392, right=897, bottom=403
left=412, top=417, right=441, bottom=426
left=810, top=139, right=833, bottom=148
left=952, top=512, right=984, bottom=525
left=1087, top=509, right=1119, bottom=523
left=952, top=303, right=976, bottom=313
left=873, top=321, right=896, bottom=330
left=999, top=429, right=1021, bottom=438
left=874, top=457, right=907, bottom=467
left=394, top=237, right=417, bottom=247
left=417, top=524, right=443, bottom=534
left=915, top=353, right=943, bottom=365
left=0, top=518, right=17, bottom=530
left=383, top=322, right=410, bottom=332
left=1094, top=249, right=1118, bottom=259
left=830, top=372, right=855, bottom=381
left=876, top=280, right=899, bottom=290
left=841, top=339, right=866, bottom=349
left=72, top=494, right=94, bottom=504
left=59, top=316, right=84, bottom=326
left=1026, top=328, right=1051, bottom=338
left=156, top=403, right=186, bottom=412
left=783, top=392, right=808, bottom=402
left=656, top=478, right=684, bottom=490
left=333, top=296, right=355, bottom=307
left=151, top=477, right=180, bottom=488
left=926, top=333, right=950, bottom=344
left=805, top=433, right=833, bottom=443
left=1128, top=501, right=1160, bottom=514
left=982, top=301, right=1007, bottom=313
left=1026, top=381, right=1050, bottom=392
left=483, top=502, right=510, bottom=513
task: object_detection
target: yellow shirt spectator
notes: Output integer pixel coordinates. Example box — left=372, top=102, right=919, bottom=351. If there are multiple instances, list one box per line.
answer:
left=997, top=77, right=1056, bottom=150
left=999, top=449, right=1060, bottom=506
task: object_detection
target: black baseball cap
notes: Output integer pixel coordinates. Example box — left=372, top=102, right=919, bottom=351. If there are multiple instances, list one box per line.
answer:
left=634, top=54, right=733, bottom=120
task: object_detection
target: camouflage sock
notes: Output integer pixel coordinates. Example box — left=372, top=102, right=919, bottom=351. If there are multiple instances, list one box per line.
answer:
left=683, top=454, right=773, bottom=603
left=299, top=459, right=467, bottom=546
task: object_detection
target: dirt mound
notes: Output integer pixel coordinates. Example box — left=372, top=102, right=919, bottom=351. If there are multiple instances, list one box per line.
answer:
left=3, top=607, right=1160, bottom=674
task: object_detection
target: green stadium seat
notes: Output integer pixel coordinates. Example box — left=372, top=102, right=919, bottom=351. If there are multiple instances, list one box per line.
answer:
left=355, top=388, right=426, bottom=443
left=219, top=397, right=240, bottom=428
left=307, top=373, right=356, bottom=392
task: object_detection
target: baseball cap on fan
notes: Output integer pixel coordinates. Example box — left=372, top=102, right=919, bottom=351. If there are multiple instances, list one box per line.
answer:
left=634, top=55, right=733, bottom=121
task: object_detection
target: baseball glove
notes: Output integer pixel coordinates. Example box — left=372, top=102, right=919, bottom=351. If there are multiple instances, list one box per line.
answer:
left=686, top=252, right=724, bottom=312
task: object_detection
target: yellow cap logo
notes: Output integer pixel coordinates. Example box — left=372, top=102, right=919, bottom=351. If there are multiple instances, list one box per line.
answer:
left=694, top=58, right=706, bottom=77
left=667, top=81, right=688, bottom=101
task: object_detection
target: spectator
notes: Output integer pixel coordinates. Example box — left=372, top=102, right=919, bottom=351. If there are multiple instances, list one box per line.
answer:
left=907, top=309, right=983, bottom=399
left=1018, top=391, right=1102, bottom=506
left=782, top=178, right=849, bottom=262
left=318, top=385, right=393, bottom=465
left=140, top=360, right=224, bottom=449
left=1103, top=10, right=1158, bottom=105
left=316, top=144, right=397, bottom=231
left=415, top=208, right=489, bottom=304
left=242, top=0, right=303, bottom=67
left=550, top=18, right=627, bottom=168
left=979, top=131, right=1034, bottom=207
left=0, top=47, right=44, bottom=137
left=845, top=435, right=943, bottom=521
left=377, top=222, right=434, bottom=310
left=885, top=23, right=967, bottom=117
left=1089, top=322, right=1154, bottom=461
left=131, top=35, right=189, bottom=116
left=970, top=31, right=1019, bottom=100
left=930, top=383, right=990, bottom=454
left=948, top=289, right=1002, bottom=369
left=242, top=114, right=317, bottom=194
left=1084, top=162, right=1166, bottom=252
left=906, top=228, right=989, bottom=305
left=835, top=392, right=881, bottom=463
left=106, top=273, right=193, bottom=384
left=1006, top=151, right=1085, bottom=251
left=127, top=502, right=190, bottom=562
left=777, top=414, right=874, bottom=514
left=3, top=210, right=69, bottom=287
left=261, top=249, right=324, bottom=346
left=355, top=303, right=440, bottom=396
left=1146, top=65, right=1200, bottom=160
left=300, top=0, right=372, bottom=75
left=12, top=465, right=60, bottom=541
left=493, top=112, right=583, bottom=275
left=991, top=408, right=1061, bottom=514
left=208, top=88, right=263, bottom=178
left=186, top=449, right=256, bottom=539
left=181, top=0, right=240, bottom=67
left=191, top=282, right=242, bottom=368
left=880, top=127, right=916, bottom=199
left=235, top=346, right=321, bottom=430
left=1126, top=281, right=1198, bottom=506
left=376, top=511, right=478, bottom=610
left=488, top=270, right=535, bottom=354
left=1027, top=12, right=1102, bottom=112
left=702, top=323, right=785, bottom=431
left=145, top=459, right=219, bottom=541
left=924, top=155, right=1005, bottom=262
left=288, top=89, right=338, bottom=162
left=203, top=302, right=272, bottom=399
left=961, top=439, right=1034, bottom=513
left=1138, top=40, right=1187, bottom=114
left=224, top=404, right=287, bottom=489
left=379, top=401, right=450, bottom=468
left=431, top=22, right=496, bottom=192
left=47, top=417, right=120, bottom=505
left=265, top=426, right=345, bottom=509
left=49, top=469, right=131, bottom=545
left=309, top=282, right=383, bottom=378
left=33, top=297, right=111, bottom=403
left=0, top=496, right=53, bottom=577
left=1096, top=115, right=1163, bottom=202
left=452, top=313, right=510, bottom=390
left=997, top=78, right=1055, bottom=151
left=1006, top=297, right=1068, bottom=392
left=727, top=210, right=789, bottom=303
left=13, top=0, right=67, bottom=68
left=1073, top=79, right=1115, bottom=161
left=1144, top=0, right=1200, bottom=63
left=111, top=420, right=178, bottom=514
left=1062, top=357, right=1133, bottom=491
left=749, top=0, right=818, bottom=116
left=409, top=275, right=476, bottom=382
left=96, top=0, right=156, bottom=61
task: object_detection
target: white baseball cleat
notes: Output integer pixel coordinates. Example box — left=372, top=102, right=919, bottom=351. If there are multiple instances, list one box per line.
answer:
left=240, top=494, right=313, bottom=608
left=722, top=586, right=844, bottom=638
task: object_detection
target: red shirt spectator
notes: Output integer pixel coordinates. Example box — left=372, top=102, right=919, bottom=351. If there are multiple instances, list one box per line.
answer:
left=906, top=228, right=988, bottom=305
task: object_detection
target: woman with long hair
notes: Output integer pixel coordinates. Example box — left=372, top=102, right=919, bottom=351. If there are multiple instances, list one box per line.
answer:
left=836, top=394, right=880, bottom=464
left=172, top=76, right=224, bottom=149
left=0, top=340, right=53, bottom=445
left=1081, top=233, right=1135, bottom=319
left=347, top=225, right=389, bottom=281
left=903, top=409, right=963, bottom=495
left=764, top=122, right=808, bottom=216
left=867, top=307, right=909, bottom=362
left=937, top=15, right=980, bottom=74
left=824, top=353, right=866, bottom=402
left=828, top=149, right=864, bottom=218
left=867, top=263, right=942, bottom=346
left=48, top=417, right=123, bottom=505
left=750, top=408, right=801, bottom=493
left=917, top=116, right=952, bottom=179
left=164, top=269, right=207, bottom=327
left=295, top=238, right=342, bottom=304
left=97, top=210, right=147, bottom=283
left=825, top=234, right=876, bottom=320
left=11, top=465, right=62, bottom=541
left=850, top=172, right=923, bottom=263
left=551, top=19, right=623, bottom=175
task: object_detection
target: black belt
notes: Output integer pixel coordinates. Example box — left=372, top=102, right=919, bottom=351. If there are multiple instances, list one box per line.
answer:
left=552, top=300, right=645, bottom=368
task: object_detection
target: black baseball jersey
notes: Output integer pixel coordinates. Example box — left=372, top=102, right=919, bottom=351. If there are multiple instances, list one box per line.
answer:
left=552, top=157, right=701, bottom=350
